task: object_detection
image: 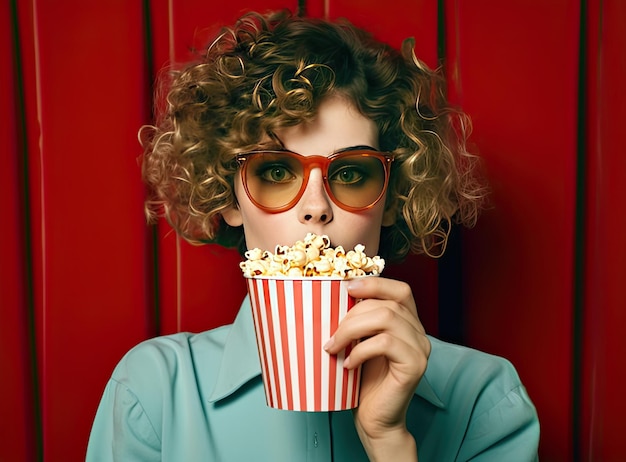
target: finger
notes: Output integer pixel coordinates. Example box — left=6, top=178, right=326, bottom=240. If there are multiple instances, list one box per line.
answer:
left=347, top=277, right=428, bottom=332
left=325, top=301, right=422, bottom=354
left=343, top=332, right=428, bottom=375
left=347, top=277, right=415, bottom=308
left=346, top=297, right=422, bottom=332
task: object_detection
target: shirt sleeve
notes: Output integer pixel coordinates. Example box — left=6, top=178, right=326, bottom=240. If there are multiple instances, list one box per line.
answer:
left=458, top=382, right=540, bottom=462
left=86, top=379, right=161, bottom=462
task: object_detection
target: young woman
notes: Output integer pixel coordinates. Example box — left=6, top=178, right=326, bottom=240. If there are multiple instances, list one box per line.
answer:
left=87, top=10, right=539, bottom=461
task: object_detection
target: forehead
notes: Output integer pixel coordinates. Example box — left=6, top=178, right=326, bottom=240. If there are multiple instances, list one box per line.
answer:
left=273, top=95, right=379, bottom=156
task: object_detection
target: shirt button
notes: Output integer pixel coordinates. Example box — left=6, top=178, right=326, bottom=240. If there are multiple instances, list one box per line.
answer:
left=313, top=432, right=319, bottom=448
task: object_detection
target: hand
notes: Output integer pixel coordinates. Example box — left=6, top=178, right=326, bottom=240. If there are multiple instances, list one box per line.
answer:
left=324, top=276, right=430, bottom=461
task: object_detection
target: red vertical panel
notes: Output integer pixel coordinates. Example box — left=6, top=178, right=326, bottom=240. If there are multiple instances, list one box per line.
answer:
left=17, top=1, right=154, bottom=459
left=0, top=3, right=36, bottom=461
left=304, top=0, right=325, bottom=18
left=325, top=0, right=439, bottom=67
left=582, top=0, right=626, bottom=459
left=448, top=1, right=579, bottom=459
left=149, top=0, right=298, bottom=334
left=315, top=0, right=441, bottom=334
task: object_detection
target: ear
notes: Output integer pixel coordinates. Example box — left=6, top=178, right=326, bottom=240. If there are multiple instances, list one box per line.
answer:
left=221, top=205, right=243, bottom=227
left=382, top=206, right=396, bottom=227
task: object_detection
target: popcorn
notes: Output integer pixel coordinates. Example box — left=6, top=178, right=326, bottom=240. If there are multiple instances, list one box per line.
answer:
left=240, top=233, right=385, bottom=278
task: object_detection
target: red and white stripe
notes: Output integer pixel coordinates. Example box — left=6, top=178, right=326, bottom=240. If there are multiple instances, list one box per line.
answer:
left=247, top=277, right=361, bottom=411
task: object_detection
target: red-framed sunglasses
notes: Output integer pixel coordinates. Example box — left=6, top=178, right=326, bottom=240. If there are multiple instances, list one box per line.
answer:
left=236, top=146, right=394, bottom=213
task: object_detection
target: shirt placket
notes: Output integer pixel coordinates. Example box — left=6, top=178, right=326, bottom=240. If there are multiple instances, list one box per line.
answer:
left=306, top=412, right=331, bottom=461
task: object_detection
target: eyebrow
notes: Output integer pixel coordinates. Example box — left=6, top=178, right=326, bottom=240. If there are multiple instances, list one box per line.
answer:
left=266, top=145, right=381, bottom=155
left=267, top=132, right=379, bottom=155
left=333, top=145, right=380, bottom=154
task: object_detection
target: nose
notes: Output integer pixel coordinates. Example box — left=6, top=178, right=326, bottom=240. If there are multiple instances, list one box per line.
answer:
left=297, top=169, right=333, bottom=224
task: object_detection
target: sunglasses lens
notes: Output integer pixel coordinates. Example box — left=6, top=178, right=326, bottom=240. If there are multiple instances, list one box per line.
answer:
left=240, top=151, right=389, bottom=212
left=327, top=153, right=387, bottom=209
left=242, top=153, right=304, bottom=210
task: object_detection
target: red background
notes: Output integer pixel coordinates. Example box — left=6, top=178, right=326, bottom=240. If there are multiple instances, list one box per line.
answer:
left=1, top=0, right=624, bottom=461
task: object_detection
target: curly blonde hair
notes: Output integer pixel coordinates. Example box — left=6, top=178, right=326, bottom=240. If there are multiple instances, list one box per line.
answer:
left=141, top=10, right=486, bottom=262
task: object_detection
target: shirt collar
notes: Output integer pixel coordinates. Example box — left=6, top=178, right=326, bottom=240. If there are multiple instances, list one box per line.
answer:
left=208, top=296, right=445, bottom=409
left=208, top=296, right=260, bottom=403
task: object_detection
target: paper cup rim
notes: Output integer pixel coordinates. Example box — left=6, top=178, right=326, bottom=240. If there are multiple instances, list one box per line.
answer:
left=243, top=274, right=379, bottom=281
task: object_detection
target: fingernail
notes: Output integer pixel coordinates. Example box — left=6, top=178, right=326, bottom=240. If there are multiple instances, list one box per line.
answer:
left=347, top=279, right=363, bottom=291
left=343, top=356, right=352, bottom=369
left=323, top=336, right=335, bottom=351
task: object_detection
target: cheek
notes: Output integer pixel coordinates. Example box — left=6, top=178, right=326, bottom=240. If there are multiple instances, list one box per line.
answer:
left=335, top=207, right=386, bottom=254
left=235, top=185, right=295, bottom=249
left=241, top=214, right=300, bottom=251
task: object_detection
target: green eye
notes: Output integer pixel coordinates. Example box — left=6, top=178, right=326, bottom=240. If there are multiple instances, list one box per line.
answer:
left=258, top=164, right=296, bottom=184
left=330, top=166, right=366, bottom=185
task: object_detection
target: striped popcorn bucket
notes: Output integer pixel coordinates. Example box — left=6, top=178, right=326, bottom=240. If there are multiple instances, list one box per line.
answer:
left=246, top=277, right=362, bottom=412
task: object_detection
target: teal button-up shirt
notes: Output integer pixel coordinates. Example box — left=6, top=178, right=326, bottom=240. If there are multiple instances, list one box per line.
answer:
left=87, top=297, right=539, bottom=461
